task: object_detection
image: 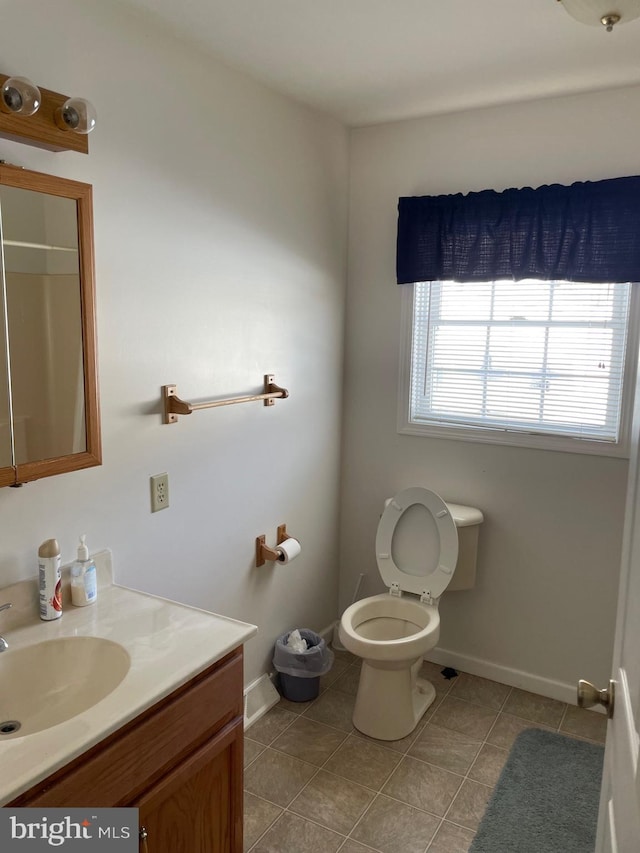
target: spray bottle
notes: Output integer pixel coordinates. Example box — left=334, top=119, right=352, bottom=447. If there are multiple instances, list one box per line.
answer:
left=38, top=539, right=62, bottom=620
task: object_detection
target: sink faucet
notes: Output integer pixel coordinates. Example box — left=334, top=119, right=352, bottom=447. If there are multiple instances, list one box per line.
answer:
left=0, top=602, right=11, bottom=651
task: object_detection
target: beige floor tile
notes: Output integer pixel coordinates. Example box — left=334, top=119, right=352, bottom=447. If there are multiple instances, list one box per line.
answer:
left=420, top=700, right=440, bottom=725
left=304, top=688, right=356, bottom=732
left=409, top=723, right=481, bottom=775
left=503, top=688, right=566, bottom=727
left=322, top=656, right=352, bottom=689
left=420, top=661, right=455, bottom=700
left=354, top=719, right=426, bottom=755
left=244, top=748, right=317, bottom=807
left=242, top=674, right=600, bottom=853
left=277, top=693, right=319, bottom=714
left=246, top=706, right=298, bottom=745
left=448, top=673, right=511, bottom=710
left=352, top=794, right=440, bottom=853
left=272, top=716, right=347, bottom=766
left=486, top=712, right=552, bottom=750
left=430, top=696, right=498, bottom=740
left=325, top=735, right=402, bottom=790
left=560, top=705, right=608, bottom=743
left=445, top=779, right=492, bottom=831
left=332, top=664, right=362, bottom=696
left=382, top=755, right=463, bottom=816
left=243, top=793, right=282, bottom=852
left=244, top=737, right=266, bottom=768
left=338, top=840, right=380, bottom=853
left=250, top=810, right=344, bottom=853
left=467, top=743, right=509, bottom=787
left=290, top=769, right=375, bottom=835
left=427, top=820, right=475, bottom=853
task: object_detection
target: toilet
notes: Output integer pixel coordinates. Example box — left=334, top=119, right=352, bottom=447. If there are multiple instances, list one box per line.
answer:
left=339, top=487, right=483, bottom=741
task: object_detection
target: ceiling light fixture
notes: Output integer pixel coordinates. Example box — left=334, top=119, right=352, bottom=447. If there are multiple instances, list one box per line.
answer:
left=558, top=0, right=640, bottom=31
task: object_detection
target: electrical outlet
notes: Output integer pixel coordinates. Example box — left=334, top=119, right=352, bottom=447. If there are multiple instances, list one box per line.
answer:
left=150, top=472, right=169, bottom=512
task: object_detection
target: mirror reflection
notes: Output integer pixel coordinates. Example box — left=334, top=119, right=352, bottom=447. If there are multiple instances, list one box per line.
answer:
left=0, top=281, right=10, bottom=468
left=1, top=186, right=86, bottom=464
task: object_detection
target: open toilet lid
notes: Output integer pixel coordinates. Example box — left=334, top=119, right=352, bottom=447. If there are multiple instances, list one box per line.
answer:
left=375, top=487, right=458, bottom=600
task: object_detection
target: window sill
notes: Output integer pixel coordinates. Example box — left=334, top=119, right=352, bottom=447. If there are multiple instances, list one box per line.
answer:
left=398, top=420, right=630, bottom=458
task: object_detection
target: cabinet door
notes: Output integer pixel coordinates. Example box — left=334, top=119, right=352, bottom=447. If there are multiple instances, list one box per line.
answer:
left=136, top=717, right=243, bottom=853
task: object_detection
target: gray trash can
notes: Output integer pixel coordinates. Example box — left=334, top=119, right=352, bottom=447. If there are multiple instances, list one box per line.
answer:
left=273, top=629, right=334, bottom=702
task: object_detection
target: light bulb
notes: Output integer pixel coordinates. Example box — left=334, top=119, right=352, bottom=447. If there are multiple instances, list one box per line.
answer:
left=55, top=97, right=97, bottom=134
left=0, top=76, right=41, bottom=116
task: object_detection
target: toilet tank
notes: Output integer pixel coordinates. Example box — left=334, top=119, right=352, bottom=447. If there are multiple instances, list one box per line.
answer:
left=445, top=503, right=484, bottom=591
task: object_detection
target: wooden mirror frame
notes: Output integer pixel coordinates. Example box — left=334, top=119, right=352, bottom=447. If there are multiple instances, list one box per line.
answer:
left=0, top=163, right=100, bottom=487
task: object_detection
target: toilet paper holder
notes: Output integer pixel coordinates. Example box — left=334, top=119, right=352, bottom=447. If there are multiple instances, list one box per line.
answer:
left=256, top=524, right=295, bottom=567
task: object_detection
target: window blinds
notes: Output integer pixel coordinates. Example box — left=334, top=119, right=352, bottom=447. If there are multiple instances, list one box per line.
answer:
left=410, top=280, right=631, bottom=442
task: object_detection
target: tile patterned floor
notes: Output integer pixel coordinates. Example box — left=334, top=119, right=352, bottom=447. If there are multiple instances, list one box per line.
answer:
left=243, top=651, right=607, bottom=853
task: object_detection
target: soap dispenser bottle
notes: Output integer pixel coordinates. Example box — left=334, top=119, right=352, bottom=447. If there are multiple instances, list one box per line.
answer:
left=70, top=535, right=97, bottom=607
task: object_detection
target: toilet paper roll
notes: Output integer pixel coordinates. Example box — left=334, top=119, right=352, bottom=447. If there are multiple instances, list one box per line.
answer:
left=275, top=537, right=302, bottom=565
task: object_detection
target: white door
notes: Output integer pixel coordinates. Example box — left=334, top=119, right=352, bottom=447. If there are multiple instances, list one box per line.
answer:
left=594, top=375, right=640, bottom=851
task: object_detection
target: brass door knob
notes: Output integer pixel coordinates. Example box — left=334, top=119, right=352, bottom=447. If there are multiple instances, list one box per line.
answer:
left=139, top=826, right=149, bottom=852
left=577, top=679, right=615, bottom=718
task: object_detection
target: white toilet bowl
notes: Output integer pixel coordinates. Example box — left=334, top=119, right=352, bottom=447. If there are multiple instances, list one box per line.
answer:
left=338, top=487, right=482, bottom=741
left=339, top=593, right=440, bottom=740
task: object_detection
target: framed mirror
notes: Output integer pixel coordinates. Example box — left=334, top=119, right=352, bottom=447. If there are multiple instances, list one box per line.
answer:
left=0, top=163, right=100, bottom=487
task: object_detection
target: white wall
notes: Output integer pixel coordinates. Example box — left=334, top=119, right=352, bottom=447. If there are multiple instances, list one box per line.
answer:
left=342, top=85, right=640, bottom=700
left=0, top=0, right=348, bottom=684
left=2, top=0, right=635, bottom=703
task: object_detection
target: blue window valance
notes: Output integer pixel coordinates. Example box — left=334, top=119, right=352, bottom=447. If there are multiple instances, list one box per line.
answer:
left=396, top=175, right=640, bottom=284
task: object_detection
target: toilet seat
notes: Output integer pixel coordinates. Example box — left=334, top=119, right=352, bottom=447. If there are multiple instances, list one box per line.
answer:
left=376, top=487, right=458, bottom=601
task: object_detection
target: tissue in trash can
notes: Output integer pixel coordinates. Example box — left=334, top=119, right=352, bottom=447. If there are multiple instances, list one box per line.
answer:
left=273, top=628, right=334, bottom=678
left=286, top=629, right=307, bottom=653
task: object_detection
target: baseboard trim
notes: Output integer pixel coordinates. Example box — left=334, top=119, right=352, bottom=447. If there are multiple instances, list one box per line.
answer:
left=427, top=646, right=579, bottom=706
left=318, top=622, right=337, bottom=646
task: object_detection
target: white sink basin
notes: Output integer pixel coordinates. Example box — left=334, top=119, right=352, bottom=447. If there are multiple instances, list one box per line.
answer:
left=0, top=637, right=130, bottom=738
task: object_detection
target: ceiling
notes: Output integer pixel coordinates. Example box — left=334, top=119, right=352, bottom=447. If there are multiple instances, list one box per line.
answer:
left=122, top=0, right=640, bottom=126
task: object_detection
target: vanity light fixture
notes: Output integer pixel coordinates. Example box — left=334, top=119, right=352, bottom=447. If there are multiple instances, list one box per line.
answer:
left=0, top=77, right=41, bottom=116
left=0, top=72, right=96, bottom=154
left=55, top=97, right=97, bottom=135
left=558, top=0, right=640, bottom=31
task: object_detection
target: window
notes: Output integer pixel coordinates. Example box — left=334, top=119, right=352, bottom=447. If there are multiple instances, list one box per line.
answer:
left=400, top=280, right=639, bottom=456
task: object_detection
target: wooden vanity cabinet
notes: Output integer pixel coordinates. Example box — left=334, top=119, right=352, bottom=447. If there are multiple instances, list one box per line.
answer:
left=135, top=719, right=240, bottom=852
left=8, top=647, right=245, bottom=853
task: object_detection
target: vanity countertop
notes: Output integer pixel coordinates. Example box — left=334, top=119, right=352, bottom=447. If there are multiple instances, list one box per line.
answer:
left=0, top=550, right=257, bottom=804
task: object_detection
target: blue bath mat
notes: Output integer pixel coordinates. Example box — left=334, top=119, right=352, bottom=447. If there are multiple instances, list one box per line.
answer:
left=470, top=728, right=604, bottom=853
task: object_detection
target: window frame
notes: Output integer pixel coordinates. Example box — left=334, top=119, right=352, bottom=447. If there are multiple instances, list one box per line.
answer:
left=397, top=281, right=640, bottom=458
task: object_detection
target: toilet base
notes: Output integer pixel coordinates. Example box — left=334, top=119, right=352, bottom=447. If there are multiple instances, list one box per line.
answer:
left=352, top=658, right=436, bottom=741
